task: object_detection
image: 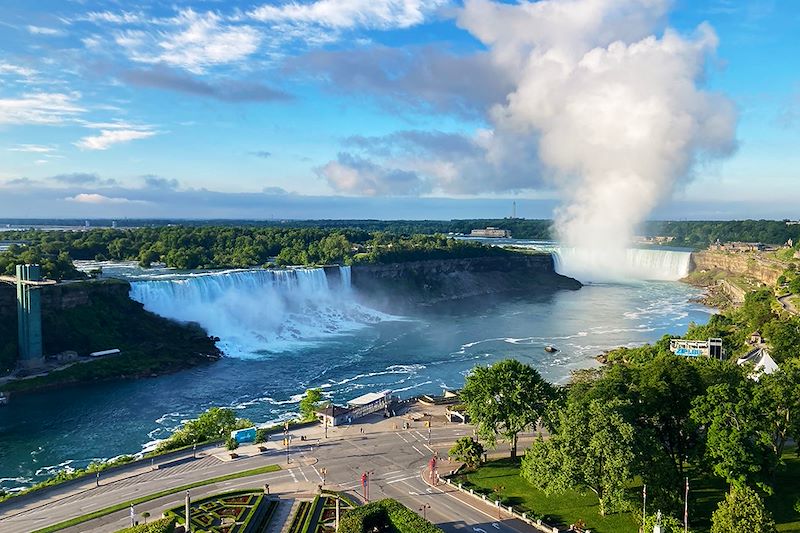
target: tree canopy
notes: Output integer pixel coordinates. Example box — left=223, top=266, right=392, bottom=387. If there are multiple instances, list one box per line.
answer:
left=460, top=359, right=554, bottom=458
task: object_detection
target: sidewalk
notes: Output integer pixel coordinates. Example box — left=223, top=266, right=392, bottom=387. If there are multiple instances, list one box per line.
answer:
left=419, top=466, right=549, bottom=533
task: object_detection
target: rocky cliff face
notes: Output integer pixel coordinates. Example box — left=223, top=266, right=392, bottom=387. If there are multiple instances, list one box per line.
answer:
left=690, top=251, right=785, bottom=286
left=349, top=253, right=580, bottom=312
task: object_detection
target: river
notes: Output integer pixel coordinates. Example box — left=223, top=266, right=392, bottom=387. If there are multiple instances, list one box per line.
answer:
left=0, top=245, right=711, bottom=492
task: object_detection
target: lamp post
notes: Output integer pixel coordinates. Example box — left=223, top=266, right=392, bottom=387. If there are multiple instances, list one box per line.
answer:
left=361, top=470, right=374, bottom=501
left=185, top=491, right=191, bottom=533
left=419, top=504, right=431, bottom=521
left=284, top=421, right=291, bottom=464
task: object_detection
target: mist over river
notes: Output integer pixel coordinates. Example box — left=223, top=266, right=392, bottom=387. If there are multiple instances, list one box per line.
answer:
left=0, top=246, right=712, bottom=492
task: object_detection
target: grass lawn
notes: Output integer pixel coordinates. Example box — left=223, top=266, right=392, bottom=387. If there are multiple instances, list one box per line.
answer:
left=454, top=459, right=638, bottom=533
left=455, top=450, right=800, bottom=533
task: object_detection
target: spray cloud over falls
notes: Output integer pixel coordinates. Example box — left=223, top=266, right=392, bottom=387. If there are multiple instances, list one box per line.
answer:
left=457, top=0, right=737, bottom=273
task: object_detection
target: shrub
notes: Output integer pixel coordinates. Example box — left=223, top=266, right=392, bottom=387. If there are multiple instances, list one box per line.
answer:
left=225, top=437, right=239, bottom=451
left=115, top=516, right=176, bottom=533
left=338, top=499, right=443, bottom=533
left=711, top=485, right=777, bottom=533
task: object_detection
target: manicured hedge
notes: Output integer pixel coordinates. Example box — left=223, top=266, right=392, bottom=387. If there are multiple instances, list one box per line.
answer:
left=338, top=499, right=443, bottom=533
left=115, top=517, right=176, bottom=533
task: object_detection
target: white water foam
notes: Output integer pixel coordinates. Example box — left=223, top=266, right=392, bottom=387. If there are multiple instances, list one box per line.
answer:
left=552, top=247, right=692, bottom=283
left=129, top=266, right=392, bottom=358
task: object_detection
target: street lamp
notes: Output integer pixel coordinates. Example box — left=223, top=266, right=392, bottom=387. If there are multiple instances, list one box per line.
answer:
left=419, top=504, right=431, bottom=521
left=361, top=470, right=375, bottom=501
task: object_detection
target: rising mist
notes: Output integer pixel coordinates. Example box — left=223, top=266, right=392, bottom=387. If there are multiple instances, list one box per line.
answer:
left=459, top=0, right=738, bottom=276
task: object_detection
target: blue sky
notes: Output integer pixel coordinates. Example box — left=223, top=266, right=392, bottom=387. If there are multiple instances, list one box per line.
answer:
left=0, top=0, right=797, bottom=219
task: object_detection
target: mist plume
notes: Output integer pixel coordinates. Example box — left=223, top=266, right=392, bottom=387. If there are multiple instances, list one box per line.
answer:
left=459, top=0, right=738, bottom=278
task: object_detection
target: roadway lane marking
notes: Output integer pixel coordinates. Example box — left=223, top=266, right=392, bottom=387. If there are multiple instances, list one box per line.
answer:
left=386, top=475, right=418, bottom=484
left=384, top=470, right=404, bottom=476
left=310, top=465, right=324, bottom=482
left=424, top=444, right=435, bottom=454
left=299, top=467, right=309, bottom=483
left=424, top=482, right=523, bottom=533
left=289, top=468, right=298, bottom=483
left=411, top=445, right=425, bottom=456
left=395, top=432, right=410, bottom=443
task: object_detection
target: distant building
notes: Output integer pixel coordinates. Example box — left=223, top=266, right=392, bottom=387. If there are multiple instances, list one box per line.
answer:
left=470, top=227, right=511, bottom=238
left=315, top=389, right=395, bottom=427
left=669, top=338, right=724, bottom=359
left=634, top=235, right=675, bottom=245
left=709, top=241, right=767, bottom=253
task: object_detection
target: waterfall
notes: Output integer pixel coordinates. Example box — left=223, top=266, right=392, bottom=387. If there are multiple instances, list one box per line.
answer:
left=552, top=247, right=692, bottom=283
left=129, top=266, right=383, bottom=358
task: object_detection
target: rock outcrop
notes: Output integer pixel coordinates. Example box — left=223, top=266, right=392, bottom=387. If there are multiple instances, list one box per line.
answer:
left=690, top=251, right=785, bottom=287
left=349, top=253, right=580, bottom=312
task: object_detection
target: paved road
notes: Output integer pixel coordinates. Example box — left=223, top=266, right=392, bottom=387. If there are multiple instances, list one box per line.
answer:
left=778, top=293, right=798, bottom=315
left=0, top=406, right=540, bottom=533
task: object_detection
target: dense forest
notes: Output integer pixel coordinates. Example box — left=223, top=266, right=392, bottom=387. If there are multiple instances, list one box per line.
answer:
left=647, top=220, right=800, bottom=248
left=3, top=218, right=799, bottom=246
left=0, top=227, right=510, bottom=280
left=2, top=219, right=799, bottom=280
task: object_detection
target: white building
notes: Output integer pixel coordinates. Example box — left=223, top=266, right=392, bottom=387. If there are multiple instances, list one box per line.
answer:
left=737, top=348, right=779, bottom=381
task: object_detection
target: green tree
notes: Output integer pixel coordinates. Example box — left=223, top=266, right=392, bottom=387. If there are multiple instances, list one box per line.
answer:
left=448, top=437, right=485, bottom=469
left=754, top=358, right=800, bottom=460
left=691, top=376, right=778, bottom=491
left=710, top=485, right=777, bottom=533
left=155, top=407, right=251, bottom=452
left=740, top=290, right=775, bottom=331
left=521, top=398, right=636, bottom=515
left=789, top=277, right=800, bottom=295
left=299, top=388, right=326, bottom=422
left=763, top=317, right=800, bottom=362
left=460, top=359, right=554, bottom=458
left=635, top=355, right=703, bottom=506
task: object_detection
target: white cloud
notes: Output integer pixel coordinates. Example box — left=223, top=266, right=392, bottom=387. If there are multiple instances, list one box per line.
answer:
left=27, top=25, right=64, bottom=36
left=65, top=193, right=148, bottom=204
left=248, top=0, right=447, bottom=30
left=74, top=128, right=157, bottom=150
left=84, top=11, right=147, bottom=24
left=0, top=92, right=84, bottom=126
left=8, top=144, right=55, bottom=153
left=116, top=9, right=260, bottom=73
left=0, top=63, right=37, bottom=78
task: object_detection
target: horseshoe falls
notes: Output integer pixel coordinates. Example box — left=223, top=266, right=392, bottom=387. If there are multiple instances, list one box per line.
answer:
left=129, top=266, right=387, bottom=358
left=548, top=247, right=692, bottom=283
